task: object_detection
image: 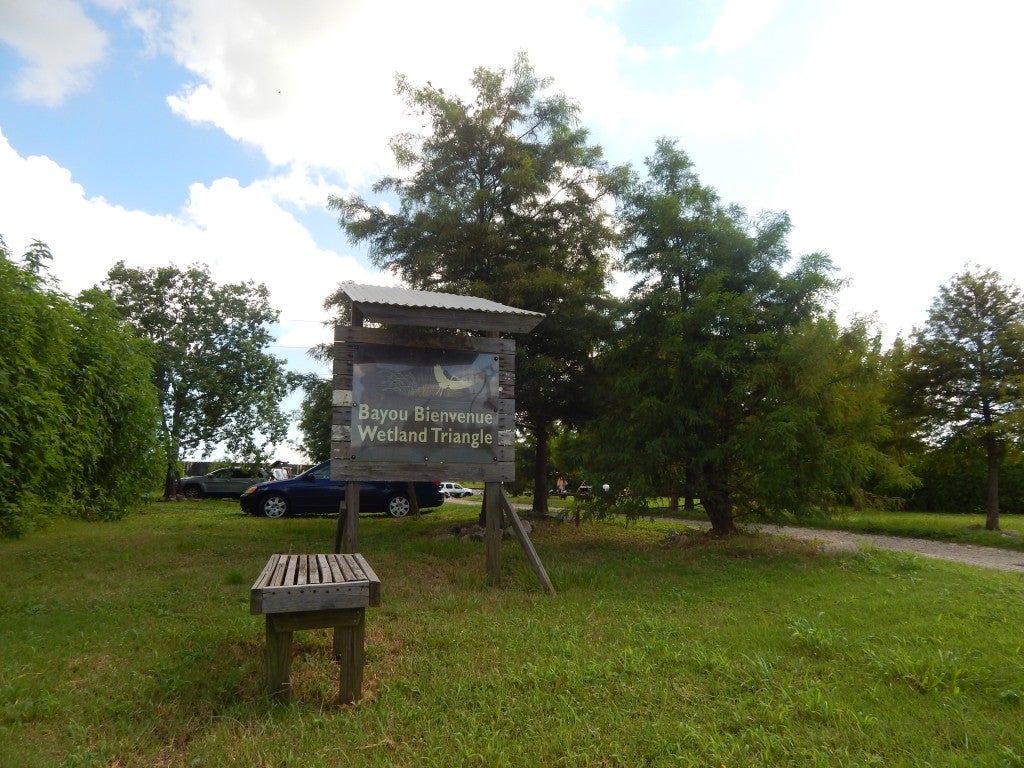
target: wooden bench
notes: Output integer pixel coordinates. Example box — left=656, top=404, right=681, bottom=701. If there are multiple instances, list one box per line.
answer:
left=251, top=553, right=381, bottom=702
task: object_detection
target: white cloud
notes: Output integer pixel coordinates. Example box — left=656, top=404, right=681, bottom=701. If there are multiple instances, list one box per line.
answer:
left=761, top=1, right=1024, bottom=340
left=0, top=129, right=387, bottom=356
left=145, top=0, right=631, bottom=185
left=0, top=0, right=108, bottom=106
left=694, top=0, right=782, bottom=54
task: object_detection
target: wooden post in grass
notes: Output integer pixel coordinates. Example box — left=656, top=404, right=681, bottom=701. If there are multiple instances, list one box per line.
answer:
left=333, top=498, right=345, bottom=554
left=499, top=486, right=555, bottom=594
left=342, top=481, right=359, bottom=553
left=330, top=403, right=359, bottom=554
left=406, top=482, right=421, bottom=516
left=264, top=618, right=293, bottom=699
left=485, top=482, right=501, bottom=585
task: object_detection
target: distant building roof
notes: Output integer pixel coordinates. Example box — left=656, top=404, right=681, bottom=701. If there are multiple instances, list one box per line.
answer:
left=338, top=283, right=545, bottom=334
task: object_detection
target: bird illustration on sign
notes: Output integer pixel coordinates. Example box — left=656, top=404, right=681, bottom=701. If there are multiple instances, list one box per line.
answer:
left=361, top=351, right=494, bottom=403
left=434, top=364, right=475, bottom=395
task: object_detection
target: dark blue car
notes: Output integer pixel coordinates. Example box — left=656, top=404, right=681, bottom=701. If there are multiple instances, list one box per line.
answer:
left=239, top=460, right=444, bottom=519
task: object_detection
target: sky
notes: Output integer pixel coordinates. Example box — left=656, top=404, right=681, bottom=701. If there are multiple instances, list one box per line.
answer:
left=2, top=0, right=1022, bottom=462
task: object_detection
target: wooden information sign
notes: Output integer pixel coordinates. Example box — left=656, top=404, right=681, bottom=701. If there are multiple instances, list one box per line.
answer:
left=327, top=284, right=550, bottom=591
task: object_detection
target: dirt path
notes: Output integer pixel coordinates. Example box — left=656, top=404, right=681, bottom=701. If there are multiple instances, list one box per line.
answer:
left=715, top=521, right=1024, bottom=574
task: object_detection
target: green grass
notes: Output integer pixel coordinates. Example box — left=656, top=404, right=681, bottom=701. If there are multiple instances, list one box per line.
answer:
left=520, top=492, right=1024, bottom=552
left=3, top=501, right=1024, bottom=767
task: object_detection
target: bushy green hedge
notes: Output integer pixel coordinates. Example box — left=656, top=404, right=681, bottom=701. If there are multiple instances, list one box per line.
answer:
left=0, top=242, right=162, bottom=536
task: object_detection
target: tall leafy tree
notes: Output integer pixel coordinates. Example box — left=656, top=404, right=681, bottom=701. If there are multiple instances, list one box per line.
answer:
left=294, top=295, right=352, bottom=464
left=606, top=140, right=906, bottom=534
left=743, top=315, right=916, bottom=514
left=65, top=288, right=164, bottom=515
left=102, top=262, right=295, bottom=497
left=1, top=238, right=160, bottom=535
left=1, top=238, right=71, bottom=533
left=902, top=267, right=1024, bottom=529
left=295, top=372, right=332, bottom=463
left=328, top=53, right=621, bottom=514
left=878, top=338, right=928, bottom=471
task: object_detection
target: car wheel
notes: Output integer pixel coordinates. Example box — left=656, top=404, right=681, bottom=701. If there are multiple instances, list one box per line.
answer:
left=261, top=494, right=288, bottom=519
left=182, top=485, right=203, bottom=500
left=386, top=494, right=411, bottom=517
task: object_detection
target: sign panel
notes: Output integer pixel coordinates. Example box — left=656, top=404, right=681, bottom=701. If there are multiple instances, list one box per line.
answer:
left=351, top=344, right=500, bottom=463
left=332, top=326, right=516, bottom=481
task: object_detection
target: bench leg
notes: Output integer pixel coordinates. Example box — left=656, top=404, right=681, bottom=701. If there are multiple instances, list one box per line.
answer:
left=265, top=616, right=293, bottom=700
left=333, top=609, right=366, bottom=703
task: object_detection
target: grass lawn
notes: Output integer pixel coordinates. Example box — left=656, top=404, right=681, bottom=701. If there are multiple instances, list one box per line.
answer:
left=2, top=500, right=1024, bottom=767
left=512, top=492, right=1024, bottom=553
left=475, top=493, right=1024, bottom=563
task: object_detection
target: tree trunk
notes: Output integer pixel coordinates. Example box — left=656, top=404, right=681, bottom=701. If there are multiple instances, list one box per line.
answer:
left=703, top=485, right=736, bottom=536
left=161, top=422, right=180, bottom=500
left=683, top=462, right=696, bottom=510
left=851, top=489, right=863, bottom=513
left=531, top=417, right=549, bottom=517
left=163, top=463, right=178, bottom=500
left=985, top=431, right=1000, bottom=531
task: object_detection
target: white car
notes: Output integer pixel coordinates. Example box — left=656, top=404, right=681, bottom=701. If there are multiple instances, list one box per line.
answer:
left=439, top=482, right=474, bottom=498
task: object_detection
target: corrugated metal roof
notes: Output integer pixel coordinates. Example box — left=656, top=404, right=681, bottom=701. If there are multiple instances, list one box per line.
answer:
left=339, top=283, right=545, bottom=319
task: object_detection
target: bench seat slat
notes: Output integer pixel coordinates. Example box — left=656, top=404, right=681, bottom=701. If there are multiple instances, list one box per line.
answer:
left=252, top=553, right=277, bottom=590
left=326, top=554, right=345, bottom=583
left=284, top=555, right=299, bottom=587
left=315, top=554, right=331, bottom=584
left=338, top=555, right=357, bottom=582
left=270, top=554, right=289, bottom=587
left=353, top=554, right=382, bottom=606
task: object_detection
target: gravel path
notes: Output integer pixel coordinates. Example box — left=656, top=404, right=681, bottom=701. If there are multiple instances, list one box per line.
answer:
left=725, top=522, right=1024, bottom=574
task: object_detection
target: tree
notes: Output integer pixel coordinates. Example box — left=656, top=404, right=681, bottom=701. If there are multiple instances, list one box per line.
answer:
left=1, top=238, right=160, bottom=536
left=742, top=315, right=916, bottom=515
left=296, top=372, right=332, bottom=464
left=65, top=288, right=164, bottom=515
left=102, top=262, right=295, bottom=497
left=294, top=293, right=353, bottom=464
left=603, top=140, right=907, bottom=534
left=328, top=53, right=621, bottom=514
left=902, top=267, right=1024, bottom=530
